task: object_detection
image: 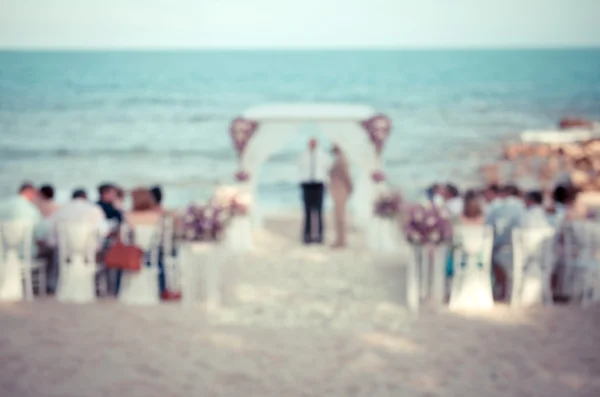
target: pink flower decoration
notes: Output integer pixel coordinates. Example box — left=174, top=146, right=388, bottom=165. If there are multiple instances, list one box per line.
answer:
left=361, top=114, right=392, bottom=154
left=230, top=117, right=258, bottom=157
left=235, top=170, right=250, bottom=182
left=372, top=171, right=386, bottom=183
left=405, top=203, right=453, bottom=246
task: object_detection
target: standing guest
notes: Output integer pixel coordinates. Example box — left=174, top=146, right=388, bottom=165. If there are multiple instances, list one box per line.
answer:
left=521, top=191, right=551, bottom=228
left=297, top=138, right=331, bottom=244
left=37, top=184, right=59, bottom=218
left=97, top=184, right=123, bottom=224
left=47, top=189, right=109, bottom=294
left=124, top=188, right=168, bottom=297
left=329, top=145, right=352, bottom=248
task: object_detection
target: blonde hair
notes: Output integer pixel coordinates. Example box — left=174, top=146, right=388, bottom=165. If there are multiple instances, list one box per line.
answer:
left=131, top=188, right=156, bottom=211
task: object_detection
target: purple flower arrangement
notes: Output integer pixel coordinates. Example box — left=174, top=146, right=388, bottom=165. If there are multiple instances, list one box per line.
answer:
left=405, top=202, right=453, bottom=246
left=374, top=192, right=402, bottom=219
left=181, top=204, right=230, bottom=242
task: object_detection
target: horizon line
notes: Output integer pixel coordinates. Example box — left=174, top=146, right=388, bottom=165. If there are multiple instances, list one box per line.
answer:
left=1, top=45, right=599, bottom=52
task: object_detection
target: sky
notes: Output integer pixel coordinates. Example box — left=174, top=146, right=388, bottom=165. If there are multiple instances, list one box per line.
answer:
left=1, top=0, right=599, bottom=49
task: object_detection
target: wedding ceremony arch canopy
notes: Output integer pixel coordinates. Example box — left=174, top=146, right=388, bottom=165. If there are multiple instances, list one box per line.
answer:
left=229, top=103, right=393, bottom=229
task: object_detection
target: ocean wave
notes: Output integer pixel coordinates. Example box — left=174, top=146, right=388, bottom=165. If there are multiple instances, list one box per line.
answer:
left=0, top=147, right=235, bottom=160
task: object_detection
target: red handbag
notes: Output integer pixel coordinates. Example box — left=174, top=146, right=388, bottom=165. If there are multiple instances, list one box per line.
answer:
left=104, top=235, right=144, bottom=271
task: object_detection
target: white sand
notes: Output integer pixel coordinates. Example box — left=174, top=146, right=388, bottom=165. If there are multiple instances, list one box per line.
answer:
left=1, top=214, right=600, bottom=397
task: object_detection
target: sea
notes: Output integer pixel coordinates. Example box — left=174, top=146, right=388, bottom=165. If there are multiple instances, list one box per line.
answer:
left=1, top=49, right=600, bottom=210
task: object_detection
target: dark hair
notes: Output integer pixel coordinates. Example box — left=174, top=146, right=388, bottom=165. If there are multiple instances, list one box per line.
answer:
left=72, top=189, right=87, bottom=199
left=19, top=182, right=35, bottom=194
left=553, top=184, right=578, bottom=205
left=463, top=190, right=482, bottom=219
left=131, top=188, right=156, bottom=211
left=39, top=184, right=54, bottom=200
left=116, top=187, right=125, bottom=199
left=446, top=184, right=460, bottom=198
left=150, top=185, right=162, bottom=205
left=525, top=191, right=543, bottom=206
left=488, top=184, right=501, bottom=194
left=503, top=185, right=521, bottom=197
left=98, top=184, right=114, bottom=196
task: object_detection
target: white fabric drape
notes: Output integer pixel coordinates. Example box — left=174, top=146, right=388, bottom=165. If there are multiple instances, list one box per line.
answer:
left=316, top=121, right=379, bottom=230
left=239, top=122, right=298, bottom=229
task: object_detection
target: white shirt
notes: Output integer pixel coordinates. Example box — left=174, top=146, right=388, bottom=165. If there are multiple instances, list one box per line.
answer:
left=446, top=197, right=464, bottom=218
left=298, top=149, right=332, bottom=183
left=0, top=195, right=45, bottom=244
left=47, top=199, right=109, bottom=247
left=486, top=196, right=526, bottom=248
left=521, top=206, right=551, bottom=229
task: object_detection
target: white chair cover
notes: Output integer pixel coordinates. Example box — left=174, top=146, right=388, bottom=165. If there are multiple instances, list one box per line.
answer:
left=570, top=222, right=600, bottom=306
left=118, top=223, right=161, bottom=305
left=56, top=222, right=99, bottom=304
left=412, top=244, right=449, bottom=308
left=0, top=220, right=34, bottom=302
left=511, top=227, right=555, bottom=308
left=450, top=225, right=494, bottom=311
left=367, top=217, right=401, bottom=253
left=224, top=215, right=254, bottom=252
left=179, top=242, right=223, bottom=311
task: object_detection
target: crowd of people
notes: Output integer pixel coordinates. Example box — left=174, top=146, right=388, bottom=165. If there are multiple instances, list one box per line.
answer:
left=0, top=182, right=180, bottom=299
left=426, top=181, right=592, bottom=300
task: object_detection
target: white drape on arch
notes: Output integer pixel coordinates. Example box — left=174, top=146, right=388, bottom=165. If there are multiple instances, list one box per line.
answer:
left=237, top=122, right=298, bottom=229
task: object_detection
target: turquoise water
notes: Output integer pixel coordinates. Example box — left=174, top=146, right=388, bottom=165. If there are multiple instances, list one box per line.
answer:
left=1, top=50, right=599, bottom=208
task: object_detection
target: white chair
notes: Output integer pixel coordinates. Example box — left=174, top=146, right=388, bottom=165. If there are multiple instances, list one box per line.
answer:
left=0, top=220, right=34, bottom=302
left=118, top=223, right=161, bottom=305
left=570, top=222, right=600, bottom=307
left=56, top=222, right=100, bottom=304
left=511, top=227, right=556, bottom=308
left=449, top=225, right=494, bottom=311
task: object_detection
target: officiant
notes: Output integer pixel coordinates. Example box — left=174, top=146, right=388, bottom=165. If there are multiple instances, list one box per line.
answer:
left=298, top=138, right=331, bottom=244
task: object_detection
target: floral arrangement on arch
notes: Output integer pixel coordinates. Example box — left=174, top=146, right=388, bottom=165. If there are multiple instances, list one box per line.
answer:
left=230, top=118, right=258, bottom=157
left=374, top=191, right=403, bottom=219
left=362, top=115, right=392, bottom=154
left=405, top=202, right=453, bottom=246
left=372, top=170, right=386, bottom=183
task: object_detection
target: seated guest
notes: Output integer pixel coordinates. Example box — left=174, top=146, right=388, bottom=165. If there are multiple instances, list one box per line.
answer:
left=48, top=189, right=109, bottom=249
left=444, top=184, right=463, bottom=218
left=521, top=191, right=550, bottom=228
left=486, top=185, right=525, bottom=300
left=150, top=185, right=165, bottom=214
left=446, top=190, right=484, bottom=278
left=0, top=182, right=45, bottom=254
left=460, top=190, right=484, bottom=225
left=113, top=187, right=125, bottom=211
left=481, top=184, right=502, bottom=217
left=37, top=184, right=59, bottom=218
left=125, top=188, right=168, bottom=297
left=97, top=183, right=123, bottom=224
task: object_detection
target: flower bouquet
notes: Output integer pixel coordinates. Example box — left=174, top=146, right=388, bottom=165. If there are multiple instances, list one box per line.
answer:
left=405, top=202, right=453, bottom=246
left=374, top=191, right=402, bottom=219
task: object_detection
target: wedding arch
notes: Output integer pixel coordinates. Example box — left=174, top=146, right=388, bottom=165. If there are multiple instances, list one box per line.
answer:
left=228, top=103, right=393, bottom=231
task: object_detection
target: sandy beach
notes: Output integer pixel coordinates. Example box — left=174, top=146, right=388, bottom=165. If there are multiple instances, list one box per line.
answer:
left=2, top=214, right=600, bottom=397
